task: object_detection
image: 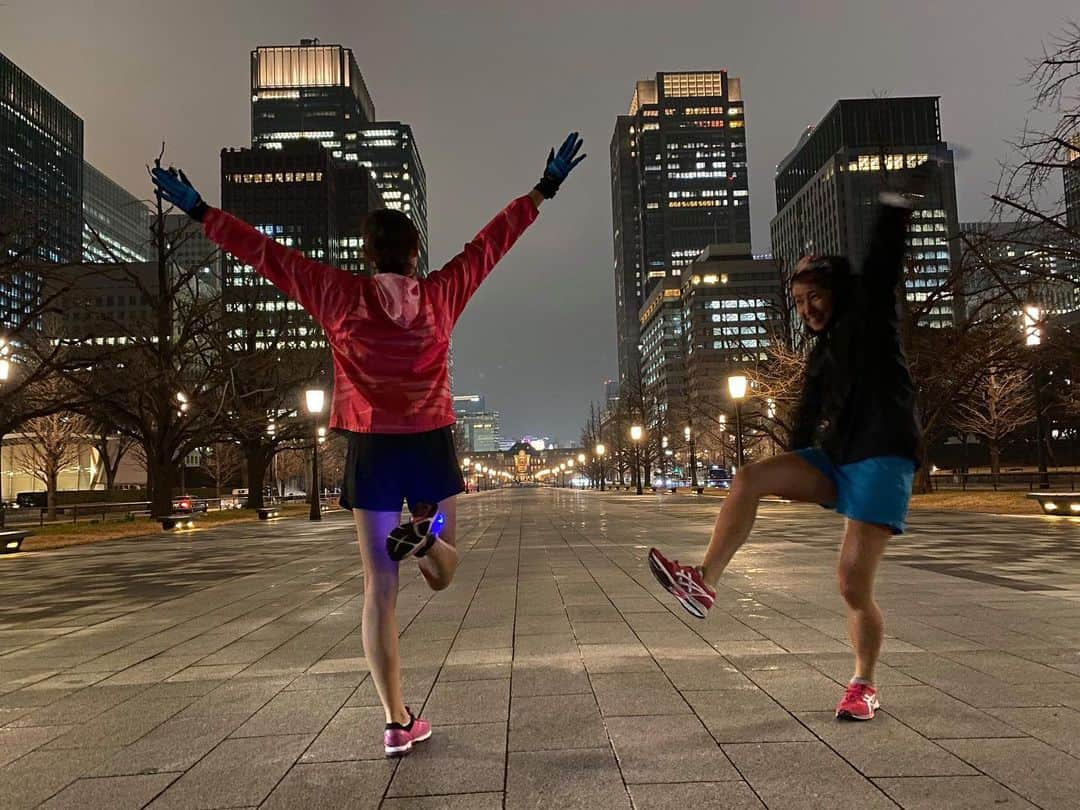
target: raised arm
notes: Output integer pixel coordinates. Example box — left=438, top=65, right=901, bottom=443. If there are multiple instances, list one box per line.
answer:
left=152, top=165, right=354, bottom=325
left=860, top=194, right=913, bottom=300
left=426, top=132, right=586, bottom=322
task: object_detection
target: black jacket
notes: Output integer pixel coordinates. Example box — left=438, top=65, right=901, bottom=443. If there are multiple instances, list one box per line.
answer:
left=790, top=200, right=922, bottom=465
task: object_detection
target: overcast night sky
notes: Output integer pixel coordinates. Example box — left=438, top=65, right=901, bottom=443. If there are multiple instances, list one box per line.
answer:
left=2, top=1, right=1075, bottom=444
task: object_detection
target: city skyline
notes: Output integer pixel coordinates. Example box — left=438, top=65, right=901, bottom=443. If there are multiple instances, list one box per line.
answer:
left=3, top=0, right=1076, bottom=443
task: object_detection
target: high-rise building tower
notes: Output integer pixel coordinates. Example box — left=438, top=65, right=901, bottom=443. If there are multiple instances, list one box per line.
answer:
left=83, top=162, right=148, bottom=264
left=220, top=140, right=382, bottom=351
left=1065, top=135, right=1080, bottom=230
left=357, top=123, right=429, bottom=275
left=611, top=70, right=750, bottom=384
left=250, top=40, right=429, bottom=275
left=0, top=52, right=83, bottom=327
left=251, top=41, right=375, bottom=154
left=771, top=97, right=962, bottom=328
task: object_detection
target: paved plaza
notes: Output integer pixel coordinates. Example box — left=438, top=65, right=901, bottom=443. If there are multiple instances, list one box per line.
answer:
left=1, top=489, right=1079, bottom=809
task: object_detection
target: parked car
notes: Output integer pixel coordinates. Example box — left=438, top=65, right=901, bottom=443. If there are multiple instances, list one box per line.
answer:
left=16, top=491, right=47, bottom=508
left=172, top=495, right=208, bottom=514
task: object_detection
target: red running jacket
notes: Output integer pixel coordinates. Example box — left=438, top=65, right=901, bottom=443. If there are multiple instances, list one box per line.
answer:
left=203, top=195, right=539, bottom=433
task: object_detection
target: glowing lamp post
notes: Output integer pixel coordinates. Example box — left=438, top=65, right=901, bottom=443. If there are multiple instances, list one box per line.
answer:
left=630, top=425, right=644, bottom=495
left=1023, top=306, right=1050, bottom=488
left=596, top=443, right=606, bottom=491
left=728, top=374, right=748, bottom=468
left=305, top=388, right=325, bottom=520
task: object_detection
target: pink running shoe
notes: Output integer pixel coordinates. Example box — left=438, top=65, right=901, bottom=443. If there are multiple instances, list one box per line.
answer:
left=835, top=682, right=879, bottom=721
left=384, top=707, right=432, bottom=757
left=647, top=547, right=716, bottom=619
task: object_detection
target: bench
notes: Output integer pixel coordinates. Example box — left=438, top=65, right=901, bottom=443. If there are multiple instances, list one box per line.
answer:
left=158, top=514, right=199, bottom=530
left=0, top=530, right=29, bottom=554
left=1026, top=492, right=1080, bottom=516
left=257, top=507, right=279, bottom=520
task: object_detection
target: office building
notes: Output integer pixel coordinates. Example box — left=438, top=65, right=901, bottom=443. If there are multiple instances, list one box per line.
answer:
left=83, top=162, right=148, bottom=264
left=220, top=140, right=382, bottom=350
left=771, top=97, right=961, bottom=328
left=611, top=70, right=750, bottom=383
left=1066, top=135, right=1080, bottom=230
left=638, top=277, right=686, bottom=427
left=250, top=40, right=429, bottom=274
left=680, top=246, right=782, bottom=423
left=0, top=52, right=83, bottom=327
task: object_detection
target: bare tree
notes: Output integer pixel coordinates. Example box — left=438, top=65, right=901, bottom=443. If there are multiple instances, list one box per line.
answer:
left=319, top=433, right=347, bottom=492
left=64, top=151, right=228, bottom=516
left=949, top=366, right=1035, bottom=485
left=199, top=441, right=245, bottom=499
left=14, top=400, right=92, bottom=519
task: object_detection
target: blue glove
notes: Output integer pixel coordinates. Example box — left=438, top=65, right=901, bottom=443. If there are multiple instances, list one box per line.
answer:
left=534, top=132, right=586, bottom=199
left=151, top=165, right=208, bottom=221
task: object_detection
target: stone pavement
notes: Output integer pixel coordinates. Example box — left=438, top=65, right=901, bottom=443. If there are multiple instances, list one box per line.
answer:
left=1, top=488, right=1079, bottom=809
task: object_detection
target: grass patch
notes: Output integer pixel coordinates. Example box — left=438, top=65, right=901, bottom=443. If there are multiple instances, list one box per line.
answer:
left=17, top=503, right=327, bottom=552
left=909, top=490, right=1042, bottom=516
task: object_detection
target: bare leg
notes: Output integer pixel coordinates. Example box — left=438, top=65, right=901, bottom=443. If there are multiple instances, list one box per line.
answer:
left=837, top=519, right=890, bottom=682
left=353, top=508, right=410, bottom=726
left=417, top=496, right=458, bottom=591
left=700, top=453, right=837, bottom=586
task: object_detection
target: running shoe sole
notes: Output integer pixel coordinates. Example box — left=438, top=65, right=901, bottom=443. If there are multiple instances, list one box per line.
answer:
left=386, top=516, right=439, bottom=562
left=648, top=550, right=707, bottom=619
left=836, top=695, right=880, bottom=721
left=384, top=727, right=433, bottom=757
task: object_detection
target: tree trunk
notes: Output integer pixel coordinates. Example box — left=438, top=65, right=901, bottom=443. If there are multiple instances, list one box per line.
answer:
left=148, top=455, right=175, bottom=517
left=242, top=443, right=270, bottom=510
left=989, top=441, right=1001, bottom=491
left=913, top=443, right=933, bottom=494
left=47, top=472, right=58, bottom=520
left=104, top=461, right=117, bottom=491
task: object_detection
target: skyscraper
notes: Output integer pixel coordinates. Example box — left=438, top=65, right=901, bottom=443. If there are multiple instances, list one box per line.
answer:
left=611, top=70, right=750, bottom=384
left=358, top=123, right=429, bottom=275
left=771, top=97, right=962, bottom=328
left=453, top=394, right=501, bottom=452
left=250, top=40, right=429, bottom=275
left=83, top=162, right=148, bottom=264
left=251, top=41, right=375, bottom=153
left=1065, top=135, right=1080, bottom=230
left=220, top=140, right=382, bottom=350
left=638, top=277, right=686, bottom=427
left=0, top=52, right=83, bottom=327
left=679, top=247, right=781, bottom=425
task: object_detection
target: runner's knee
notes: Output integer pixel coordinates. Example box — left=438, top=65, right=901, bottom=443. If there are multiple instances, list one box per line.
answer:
left=836, top=563, right=871, bottom=609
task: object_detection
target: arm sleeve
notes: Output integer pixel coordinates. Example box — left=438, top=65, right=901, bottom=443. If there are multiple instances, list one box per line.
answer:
left=788, top=369, right=823, bottom=450
left=425, top=196, right=540, bottom=323
left=859, top=194, right=913, bottom=306
left=203, top=207, right=356, bottom=326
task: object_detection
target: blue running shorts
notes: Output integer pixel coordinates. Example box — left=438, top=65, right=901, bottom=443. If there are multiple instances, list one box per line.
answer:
left=794, top=448, right=916, bottom=535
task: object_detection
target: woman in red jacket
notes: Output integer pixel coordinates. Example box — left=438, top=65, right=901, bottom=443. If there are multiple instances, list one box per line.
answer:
left=152, top=132, right=585, bottom=756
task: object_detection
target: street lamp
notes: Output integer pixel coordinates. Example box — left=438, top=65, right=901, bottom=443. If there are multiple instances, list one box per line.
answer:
left=305, top=388, right=325, bottom=520
left=630, top=425, right=644, bottom=495
left=684, top=426, right=699, bottom=490
left=596, top=443, right=606, bottom=491
left=718, top=413, right=728, bottom=471
left=1023, top=305, right=1050, bottom=488
left=728, top=374, right=748, bottom=469
left=660, top=436, right=668, bottom=490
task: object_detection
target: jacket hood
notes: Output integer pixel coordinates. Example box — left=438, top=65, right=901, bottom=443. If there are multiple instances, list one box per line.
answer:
left=372, top=273, right=422, bottom=327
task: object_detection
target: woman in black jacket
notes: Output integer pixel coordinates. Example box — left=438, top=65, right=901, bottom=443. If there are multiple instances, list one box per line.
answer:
left=649, top=189, right=923, bottom=722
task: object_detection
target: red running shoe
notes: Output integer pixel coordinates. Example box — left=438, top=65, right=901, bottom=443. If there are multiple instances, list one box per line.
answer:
left=647, top=547, right=716, bottom=619
left=384, top=707, right=432, bottom=756
left=835, top=682, right=879, bottom=721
